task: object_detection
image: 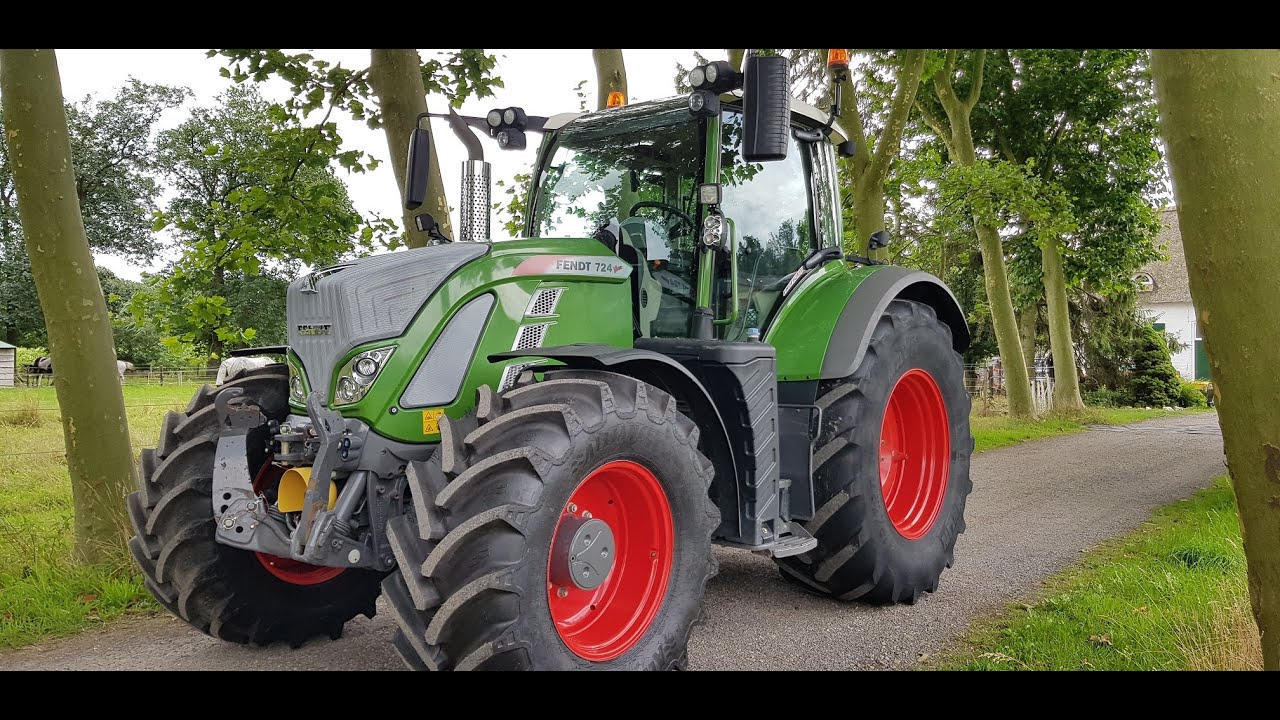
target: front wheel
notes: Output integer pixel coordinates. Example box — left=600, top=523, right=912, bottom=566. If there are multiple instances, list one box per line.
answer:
left=384, top=369, right=719, bottom=670
left=126, top=366, right=384, bottom=646
left=776, top=299, right=973, bottom=603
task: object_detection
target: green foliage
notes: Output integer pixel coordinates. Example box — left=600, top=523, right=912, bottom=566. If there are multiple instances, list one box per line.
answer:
left=1129, top=324, right=1184, bottom=407
left=15, top=346, right=46, bottom=368
left=1082, top=387, right=1130, bottom=408
left=1178, top=381, right=1209, bottom=408
left=127, top=86, right=396, bottom=362
left=942, top=477, right=1251, bottom=670
left=493, top=172, right=532, bottom=238
left=0, top=80, right=187, bottom=346
left=212, top=49, right=503, bottom=120
left=978, top=50, right=1165, bottom=296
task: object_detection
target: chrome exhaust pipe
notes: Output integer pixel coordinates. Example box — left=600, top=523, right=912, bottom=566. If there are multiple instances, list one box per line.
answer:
left=459, top=159, right=491, bottom=243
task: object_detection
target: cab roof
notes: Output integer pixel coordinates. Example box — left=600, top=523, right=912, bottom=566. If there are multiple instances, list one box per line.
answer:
left=543, top=92, right=849, bottom=146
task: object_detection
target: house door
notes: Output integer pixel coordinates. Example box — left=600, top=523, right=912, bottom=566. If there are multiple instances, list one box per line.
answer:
left=1194, top=336, right=1211, bottom=380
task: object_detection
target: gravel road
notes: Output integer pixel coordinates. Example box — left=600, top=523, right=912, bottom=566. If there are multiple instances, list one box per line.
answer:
left=0, top=413, right=1223, bottom=671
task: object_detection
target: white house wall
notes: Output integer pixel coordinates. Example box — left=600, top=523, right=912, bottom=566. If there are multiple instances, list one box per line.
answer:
left=1143, top=301, right=1196, bottom=381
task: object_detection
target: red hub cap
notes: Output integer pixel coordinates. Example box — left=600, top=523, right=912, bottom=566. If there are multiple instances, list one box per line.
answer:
left=547, top=460, right=674, bottom=662
left=250, top=461, right=345, bottom=586
left=879, top=369, right=951, bottom=540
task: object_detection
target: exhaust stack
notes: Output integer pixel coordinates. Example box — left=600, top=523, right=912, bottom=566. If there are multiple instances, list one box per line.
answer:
left=459, top=159, right=491, bottom=243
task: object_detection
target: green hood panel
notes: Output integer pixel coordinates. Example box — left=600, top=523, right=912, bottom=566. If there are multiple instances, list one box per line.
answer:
left=321, top=238, right=634, bottom=443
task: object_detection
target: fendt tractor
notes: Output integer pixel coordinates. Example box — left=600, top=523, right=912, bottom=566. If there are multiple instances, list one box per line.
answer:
left=128, top=52, right=973, bottom=670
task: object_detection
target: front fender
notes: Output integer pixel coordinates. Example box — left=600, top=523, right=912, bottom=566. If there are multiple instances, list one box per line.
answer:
left=765, top=263, right=969, bottom=382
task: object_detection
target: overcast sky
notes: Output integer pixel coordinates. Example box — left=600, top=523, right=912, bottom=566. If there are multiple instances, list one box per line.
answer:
left=52, top=49, right=721, bottom=281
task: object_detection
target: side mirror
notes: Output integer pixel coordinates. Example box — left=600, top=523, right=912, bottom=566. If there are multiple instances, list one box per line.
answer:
left=742, top=54, right=791, bottom=162
left=403, top=123, right=431, bottom=210
left=869, top=230, right=891, bottom=250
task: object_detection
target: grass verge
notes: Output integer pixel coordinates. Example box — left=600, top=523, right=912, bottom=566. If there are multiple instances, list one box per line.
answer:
left=0, top=383, right=201, bottom=649
left=937, top=476, right=1261, bottom=670
left=971, top=406, right=1211, bottom=454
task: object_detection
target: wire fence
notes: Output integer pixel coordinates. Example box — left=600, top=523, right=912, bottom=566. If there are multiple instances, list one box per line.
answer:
left=966, top=363, right=1055, bottom=414
left=12, top=367, right=218, bottom=388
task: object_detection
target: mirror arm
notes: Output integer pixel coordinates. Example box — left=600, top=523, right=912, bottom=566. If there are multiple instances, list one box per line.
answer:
left=793, top=70, right=846, bottom=142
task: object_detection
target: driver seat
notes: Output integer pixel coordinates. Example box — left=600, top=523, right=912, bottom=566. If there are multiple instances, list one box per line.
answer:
left=618, top=218, right=664, bottom=338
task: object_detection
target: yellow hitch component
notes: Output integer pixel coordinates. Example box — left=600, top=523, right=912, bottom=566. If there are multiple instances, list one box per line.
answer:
left=276, top=467, right=337, bottom=513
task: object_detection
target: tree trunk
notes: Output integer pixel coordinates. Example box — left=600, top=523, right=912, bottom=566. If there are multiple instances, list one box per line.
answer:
left=1041, top=236, right=1085, bottom=412
left=368, top=49, right=451, bottom=248
left=853, top=178, right=887, bottom=260
left=928, top=51, right=1035, bottom=419
left=1152, top=48, right=1280, bottom=670
left=974, top=222, right=1035, bottom=417
left=1018, top=303, right=1037, bottom=376
left=1, top=49, right=135, bottom=564
left=592, top=49, right=627, bottom=111
left=727, top=49, right=745, bottom=73
left=836, top=49, right=926, bottom=259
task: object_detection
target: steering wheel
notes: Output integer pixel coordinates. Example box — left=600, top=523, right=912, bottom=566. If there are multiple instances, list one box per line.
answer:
left=628, top=200, right=696, bottom=236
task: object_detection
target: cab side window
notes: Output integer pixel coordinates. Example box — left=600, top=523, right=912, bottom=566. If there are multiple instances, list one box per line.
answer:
left=718, top=110, right=816, bottom=339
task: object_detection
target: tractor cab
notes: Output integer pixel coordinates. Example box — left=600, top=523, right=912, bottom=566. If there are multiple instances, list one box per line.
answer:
left=526, top=93, right=849, bottom=344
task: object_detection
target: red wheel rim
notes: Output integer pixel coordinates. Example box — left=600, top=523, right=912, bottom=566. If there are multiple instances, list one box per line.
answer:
left=250, top=460, right=345, bottom=586
left=547, top=460, right=674, bottom=662
left=879, top=369, right=951, bottom=540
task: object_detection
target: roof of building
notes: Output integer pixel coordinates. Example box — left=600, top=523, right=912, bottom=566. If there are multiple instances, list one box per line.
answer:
left=0, top=341, right=16, bottom=350
left=1138, top=208, right=1192, bottom=304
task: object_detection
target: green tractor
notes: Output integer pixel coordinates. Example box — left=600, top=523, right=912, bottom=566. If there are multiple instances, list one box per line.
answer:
left=128, top=53, right=972, bottom=670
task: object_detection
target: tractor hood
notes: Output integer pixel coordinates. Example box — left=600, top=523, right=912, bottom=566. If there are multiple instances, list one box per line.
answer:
left=287, top=243, right=490, bottom=391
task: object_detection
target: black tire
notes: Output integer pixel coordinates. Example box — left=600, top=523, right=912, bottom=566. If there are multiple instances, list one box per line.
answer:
left=127, top=364, right=384, bottom=646
left=776, top=299, right=973, bottom=604
left=384, top=369, right=719, bottom=670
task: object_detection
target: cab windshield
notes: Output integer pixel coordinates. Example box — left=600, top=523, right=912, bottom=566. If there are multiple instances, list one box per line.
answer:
left=530, top=103, right=704, bottom=337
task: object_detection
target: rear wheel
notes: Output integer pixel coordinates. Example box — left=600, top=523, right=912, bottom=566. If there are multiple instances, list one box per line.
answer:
left=126, top=365, right=384, bottom=646
left=384, top=369, right=719, bottom=670
left=776, top=300, right=973, bottom=603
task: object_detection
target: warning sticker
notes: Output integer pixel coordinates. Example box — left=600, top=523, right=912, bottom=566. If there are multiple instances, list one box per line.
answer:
left=421, top=408, right=446, bottom=436
left=513, top=255, right=632, bottom=279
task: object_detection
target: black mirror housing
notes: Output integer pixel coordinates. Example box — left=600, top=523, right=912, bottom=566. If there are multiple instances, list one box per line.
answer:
left=742, top=54, right=791, bottom=162
left=404, top=125, right=432, bottom=210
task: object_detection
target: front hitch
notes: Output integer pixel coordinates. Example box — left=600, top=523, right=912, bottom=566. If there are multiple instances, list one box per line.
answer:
left=289, top=391, right=378, bottom=569
left=211, top=388, right=293, bottom=558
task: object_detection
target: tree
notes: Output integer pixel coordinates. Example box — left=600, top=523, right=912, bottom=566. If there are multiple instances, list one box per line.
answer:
left=129, top=85, right=389, bottom=363
left=0, top=80, right=187, bottom=345
left=1151, top=48, right=1280, bottom=669
left=786, top=50, right=926, bottom=258
left=213, top=49, right=501, bottom=248
left=727, top=49, right=745, bottom=73
left=979, top=50, right=1164, bottom=413
left=1128, top=324, right=1183, bottom=407
left=593, top=49, right=627, bottom=110
left=0, top=49, right=135, bottom=562
left=916, top=49, right=1035, bottom=418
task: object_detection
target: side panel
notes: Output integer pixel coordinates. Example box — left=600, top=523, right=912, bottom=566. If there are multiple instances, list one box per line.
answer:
left=332, top=239, right=634, bottom=444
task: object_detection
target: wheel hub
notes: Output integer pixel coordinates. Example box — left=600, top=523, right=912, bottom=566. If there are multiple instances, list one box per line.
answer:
left=551, top=517, right=616, bottom=590
left=547, top=460, right=674, bottom=662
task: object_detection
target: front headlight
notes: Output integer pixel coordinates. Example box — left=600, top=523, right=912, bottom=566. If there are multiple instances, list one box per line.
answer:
left=333, top=346, right=395, bottom=406
left=288, top=354, right=310, bottom=406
